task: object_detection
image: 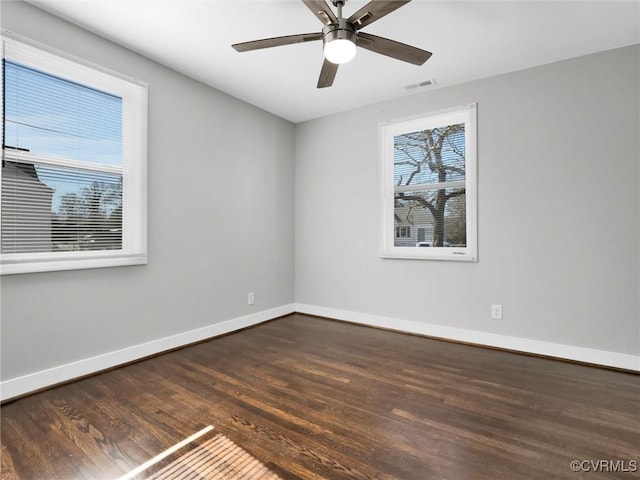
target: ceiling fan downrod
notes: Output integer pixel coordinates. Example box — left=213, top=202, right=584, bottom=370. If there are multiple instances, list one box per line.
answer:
left=333, top=0, right=346, bottom=20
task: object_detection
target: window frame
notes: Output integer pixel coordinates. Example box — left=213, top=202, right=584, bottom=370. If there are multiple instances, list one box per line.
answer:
left=379, top=103, right=478, bottom=262
left=1, top=31, right=148, bottom=274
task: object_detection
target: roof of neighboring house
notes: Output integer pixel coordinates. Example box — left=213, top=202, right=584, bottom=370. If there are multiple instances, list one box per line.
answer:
left=2, top=161, right=54, bottom=191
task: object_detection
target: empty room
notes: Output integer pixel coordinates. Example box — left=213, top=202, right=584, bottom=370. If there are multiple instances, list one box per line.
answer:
left=1, top=0, right=638, bottom=479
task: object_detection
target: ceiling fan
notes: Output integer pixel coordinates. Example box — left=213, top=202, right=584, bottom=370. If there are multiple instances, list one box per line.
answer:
left=232, top=0, right=432, bottom=88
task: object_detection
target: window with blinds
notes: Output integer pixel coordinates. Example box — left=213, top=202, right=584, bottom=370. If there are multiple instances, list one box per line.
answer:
left=379, top=104, right=477, bottom=261
left=1, top=33, right=148, bottom=274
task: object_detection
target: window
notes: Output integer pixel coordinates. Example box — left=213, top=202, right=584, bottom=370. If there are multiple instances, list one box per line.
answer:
left=395, top=226, right=411, bottom=238
left=1, top=32, right=147, bottom=274
left=379, top=104, right=477, bottom=261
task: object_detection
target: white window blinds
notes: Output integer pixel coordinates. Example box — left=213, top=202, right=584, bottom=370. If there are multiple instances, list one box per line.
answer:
left=1, top=32, right=148, bottom=274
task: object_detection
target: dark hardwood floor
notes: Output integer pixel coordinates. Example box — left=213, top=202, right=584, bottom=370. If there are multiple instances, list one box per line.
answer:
left=2, top=314, right=639, bottom=479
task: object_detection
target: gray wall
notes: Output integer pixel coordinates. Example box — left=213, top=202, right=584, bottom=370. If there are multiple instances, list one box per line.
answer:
left=295, top=45, right=640, bottom=355
left=1, top=1, right=295, bottom=379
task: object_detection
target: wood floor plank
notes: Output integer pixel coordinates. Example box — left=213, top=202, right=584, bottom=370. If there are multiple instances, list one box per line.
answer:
left=2, top=314, right=638, bottom=480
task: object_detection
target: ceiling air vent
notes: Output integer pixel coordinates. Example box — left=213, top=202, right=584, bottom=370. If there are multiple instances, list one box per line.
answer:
left=404, top=79, right=436, bottom=91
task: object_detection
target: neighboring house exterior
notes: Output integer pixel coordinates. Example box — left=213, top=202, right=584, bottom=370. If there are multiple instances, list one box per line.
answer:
left=1, top=161, right=54, bottom=253
left=394, top=204, right=434, bottom=247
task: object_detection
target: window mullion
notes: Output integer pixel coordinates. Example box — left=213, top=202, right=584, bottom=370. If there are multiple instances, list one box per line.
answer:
left=3, top=149, right=122, bottom=175
left=394, top=180, right=466, bottom=194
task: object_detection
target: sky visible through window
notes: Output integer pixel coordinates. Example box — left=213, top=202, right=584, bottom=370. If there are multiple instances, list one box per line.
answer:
left=4, top=60, right=122, bottom=165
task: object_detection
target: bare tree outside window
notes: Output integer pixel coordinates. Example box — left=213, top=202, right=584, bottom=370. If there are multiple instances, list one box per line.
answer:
left=393, top=124, right=466, bottom=247
left=52, top=178, right=122, bottom=252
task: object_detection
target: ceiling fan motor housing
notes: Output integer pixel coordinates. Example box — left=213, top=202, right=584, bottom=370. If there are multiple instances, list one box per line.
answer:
left=322, top=19, right=357, bottom=45
left=322, top=19, right=357, bottom=64
left=322, top=18, right=357, bottom=65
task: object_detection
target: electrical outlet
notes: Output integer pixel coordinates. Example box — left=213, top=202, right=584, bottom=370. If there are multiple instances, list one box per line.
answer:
left=491, top=304, right=503, bottom=320
left=248, top=292, right=255, bottom=305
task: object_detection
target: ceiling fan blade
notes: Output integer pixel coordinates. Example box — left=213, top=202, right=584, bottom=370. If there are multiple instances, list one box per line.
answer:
left=232, top=32, right=322, bottom=52
left=317, top=59, right=338, bottom=88
left=302, top=0, right=337, bottom=26
left=348, top=0, right=411, bottom=30
left=357, top=32, right=431, bottom=65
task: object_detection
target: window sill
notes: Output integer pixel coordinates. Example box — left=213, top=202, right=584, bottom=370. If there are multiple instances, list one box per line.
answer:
left=1, top=254, right=147, bottom=275
left=379, top=249, right=477, bottom=262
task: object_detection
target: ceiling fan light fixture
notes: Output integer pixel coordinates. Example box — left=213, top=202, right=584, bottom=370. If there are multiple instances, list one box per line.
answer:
left=322, top=24, right=357, bottom=64
left=324, top=38, right=356, bottom=64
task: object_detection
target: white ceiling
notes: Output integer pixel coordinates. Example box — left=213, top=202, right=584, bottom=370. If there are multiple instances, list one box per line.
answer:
left=25, top=0, right=640, bottom=123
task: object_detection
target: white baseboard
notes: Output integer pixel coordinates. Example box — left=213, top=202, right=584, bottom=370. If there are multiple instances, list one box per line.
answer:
left=1, top=304, right=295, bottom=402
left=3, top=302, right=637, bottom=402
left=295, top=303, right=640, bottom=372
